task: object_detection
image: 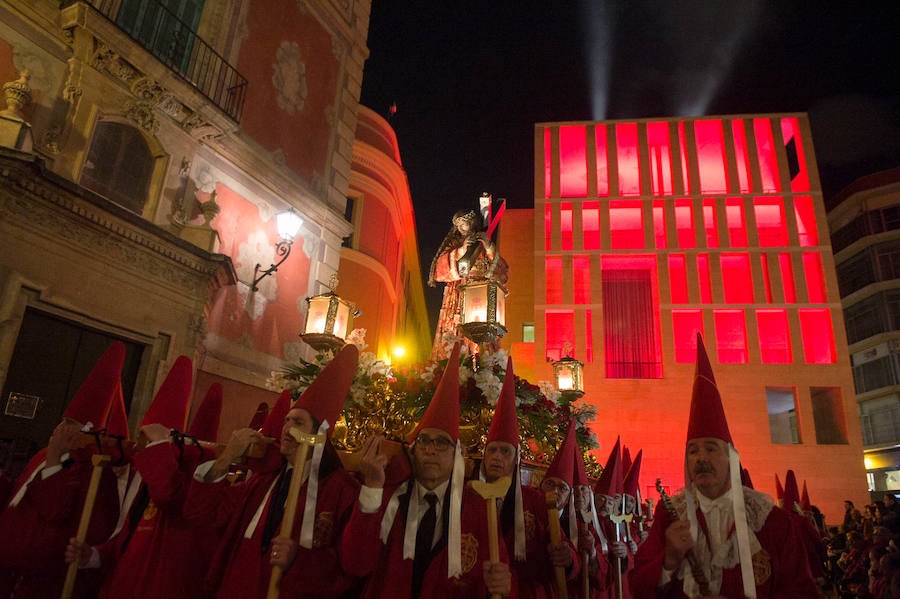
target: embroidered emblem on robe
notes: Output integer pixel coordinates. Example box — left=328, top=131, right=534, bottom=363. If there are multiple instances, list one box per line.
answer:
left=524, top=510, right=538, bottom=541
left=314, top=511, right=334, bottom=547
left=460, top=532, right=479, bottom=574
left=752, top=548, right=771, bottom=586
left=142, top=499, right=158, bottom=521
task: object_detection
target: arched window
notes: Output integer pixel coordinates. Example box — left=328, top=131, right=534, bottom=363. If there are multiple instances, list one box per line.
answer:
left=80, top=121, right=157, bottom=216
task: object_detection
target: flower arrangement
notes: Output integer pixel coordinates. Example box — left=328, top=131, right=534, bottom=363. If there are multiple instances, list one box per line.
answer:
left=269, top=330, right=601, bottom=474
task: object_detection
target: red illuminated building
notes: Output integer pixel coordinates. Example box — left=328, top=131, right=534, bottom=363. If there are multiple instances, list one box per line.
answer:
left=499, top=114, right=867, bottom=520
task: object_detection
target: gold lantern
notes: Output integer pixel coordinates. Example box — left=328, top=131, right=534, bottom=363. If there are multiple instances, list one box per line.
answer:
left=458, top=279, right=508, bottom=344
left=300, top=288, right=356, bottom=352
left=553, top=355, right=585, bottom=397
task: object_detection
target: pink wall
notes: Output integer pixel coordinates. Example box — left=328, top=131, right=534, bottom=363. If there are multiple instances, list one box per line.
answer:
left=237, top=2, right=340, bottom=183
left=208, top=184, right=311, bottom=357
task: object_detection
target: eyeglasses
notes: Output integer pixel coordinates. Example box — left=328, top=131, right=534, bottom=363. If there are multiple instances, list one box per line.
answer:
left=414, top=434, right=454, bottom=452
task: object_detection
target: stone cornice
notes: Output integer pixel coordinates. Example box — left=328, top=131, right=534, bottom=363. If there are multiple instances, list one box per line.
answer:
left=0, top=150, right=236, bottom=290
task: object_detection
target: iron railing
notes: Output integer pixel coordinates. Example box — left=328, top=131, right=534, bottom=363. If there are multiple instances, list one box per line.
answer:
left=76, top=0, right=247, bottom=122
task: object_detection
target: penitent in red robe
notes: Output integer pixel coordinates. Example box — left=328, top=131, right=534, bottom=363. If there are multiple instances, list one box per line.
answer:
left=0, top=447, right=119, bottom=598
left=94, top=442, right=213, bottom=599
left=567, top=515, right=614, bottom=599
left=185, top=456, right=359, bottom=599
left=510, top=485, right=581, bottom=599
left=341, top=481, right=514, bottom=599
left=630, top=486, right=820, bottom=599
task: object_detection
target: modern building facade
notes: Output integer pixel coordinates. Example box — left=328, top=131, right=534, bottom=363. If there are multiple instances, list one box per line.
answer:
left=499, top=114, right=868, bottom=519
left=0, top=0, right=422, bottom=470
left=828, top=167, right=900, bottom=498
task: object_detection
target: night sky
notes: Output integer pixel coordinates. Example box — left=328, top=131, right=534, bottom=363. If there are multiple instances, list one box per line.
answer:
left=359, top=1, right=900, bottom=330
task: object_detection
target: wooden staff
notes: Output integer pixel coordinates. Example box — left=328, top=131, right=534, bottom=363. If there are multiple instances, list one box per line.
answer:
left=544, top=491, right=569, bottom=599
left=469, top=476, right=511, bottom=599
left=266, top=428, right=325, bottom=599
left=61, top=453, right=111, bottom=599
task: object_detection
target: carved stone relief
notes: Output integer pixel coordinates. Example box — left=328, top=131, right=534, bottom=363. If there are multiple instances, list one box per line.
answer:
left=272, top=41, right=308, bottom=115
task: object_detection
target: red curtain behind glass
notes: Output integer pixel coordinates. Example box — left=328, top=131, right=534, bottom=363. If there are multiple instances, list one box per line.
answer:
left=602, top=269, right=662, bottom=378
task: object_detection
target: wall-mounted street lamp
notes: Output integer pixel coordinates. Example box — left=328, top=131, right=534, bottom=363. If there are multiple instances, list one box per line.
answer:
left=251, top=209, right=303, bottom=292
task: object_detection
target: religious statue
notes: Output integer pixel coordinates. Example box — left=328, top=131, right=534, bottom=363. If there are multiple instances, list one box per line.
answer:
left=428, top=193, right=509, bottom=360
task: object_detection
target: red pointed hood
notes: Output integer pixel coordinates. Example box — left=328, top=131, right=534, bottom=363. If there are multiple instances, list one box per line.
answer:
left=623, top=449, right=643, bottom=497
left=800, top=480, right=811, bottom=511
left=544, top=421, right=578, bottom=487
left=741, top=467, right=754, bottom=489
left=573, top=431, right=590, bottom=488
left=594, top=436, right=623, bottom=497
left=783, top=469, right=800, bottom=510
left=105, top=382, right=129, bottom=439
left=486, top=356, right=518, bottom=447
left=411, top=343, right=461, bottom=441
left=687, top=334, right=732, bottom=445
left=140, top=356, right=192, bottom=430
left=188, top=383, right=223, bottom=443
left=262, top=390, right=292, bottom=437
left=292, top=344, right=359, bottom=433
left=622, top=446, right=633, bottom=480
left=64, top=341, right=125, bottom=428
left=248, top=402, right=269, bottom=430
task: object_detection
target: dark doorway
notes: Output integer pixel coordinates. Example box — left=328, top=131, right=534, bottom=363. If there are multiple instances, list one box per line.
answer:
left=0, top=309, right=144, bottom=478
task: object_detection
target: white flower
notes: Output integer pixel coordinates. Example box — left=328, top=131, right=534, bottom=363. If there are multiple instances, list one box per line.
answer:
left=346, top=328, right=368, bottom=351
left=358, top=352, right=391, bottom=379
left=420, top=363, right=437, bottom=384
left=479, top=348, right=508, bottom=370
left=459, top=364, right=474, bottom=386
left=474, top=368, right=503, bottom=407
left=538, top=381, right=561, bottom=406
left=440, top=332, right=466, bottom=358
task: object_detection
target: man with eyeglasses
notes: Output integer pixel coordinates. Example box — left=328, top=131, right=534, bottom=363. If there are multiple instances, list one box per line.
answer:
left=480, top=357, right=575, bottom=598
left=341, top=343, right=513, bottom=598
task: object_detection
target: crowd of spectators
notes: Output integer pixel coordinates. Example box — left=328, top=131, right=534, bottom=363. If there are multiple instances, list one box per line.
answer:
left=822, top=494, right=900, bottom=598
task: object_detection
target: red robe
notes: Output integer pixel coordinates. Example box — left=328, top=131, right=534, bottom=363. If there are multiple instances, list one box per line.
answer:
left=509, top=485, right=580, bottom=598
left=785, top=509, right=827, bottom=580
left=185, top=456, right=359, bottom=598
left=568, top=515, right=613, bottom=599
left=341, top=481, right=513, bottom=598
left=0, top=447, right=119, bottom=598
left=630, top=487, right=819, bottom=598
left=94, top=442, right=213, bottom=599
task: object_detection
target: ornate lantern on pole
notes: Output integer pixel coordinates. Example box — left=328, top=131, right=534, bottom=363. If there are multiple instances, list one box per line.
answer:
left=553, top=354, right=585, bottom=398
left=300, top=275, right=357, bottom=352
left=458, top=279, right=508, bottom=344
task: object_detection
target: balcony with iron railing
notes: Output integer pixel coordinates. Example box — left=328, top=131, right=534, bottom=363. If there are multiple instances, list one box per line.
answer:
left=70, top=0, right=247, bottom=123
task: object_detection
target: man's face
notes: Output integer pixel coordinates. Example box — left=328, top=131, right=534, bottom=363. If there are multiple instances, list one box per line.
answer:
left=574, top=485, right=592, bottom=512
left=411, top=427, right=455, bottom=490
left=624, top=494, right=636, bottom=514
left=687, top=437, right=730, bottom=499
left=596, top=493, right=614, bottom=517
left=456, top=219, right=472, bottom=235
left=280, top=408, right=315, bottom=458
left=540, top=476, right=570, bottom=510
left=482, top=441, right=516, bottom=482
